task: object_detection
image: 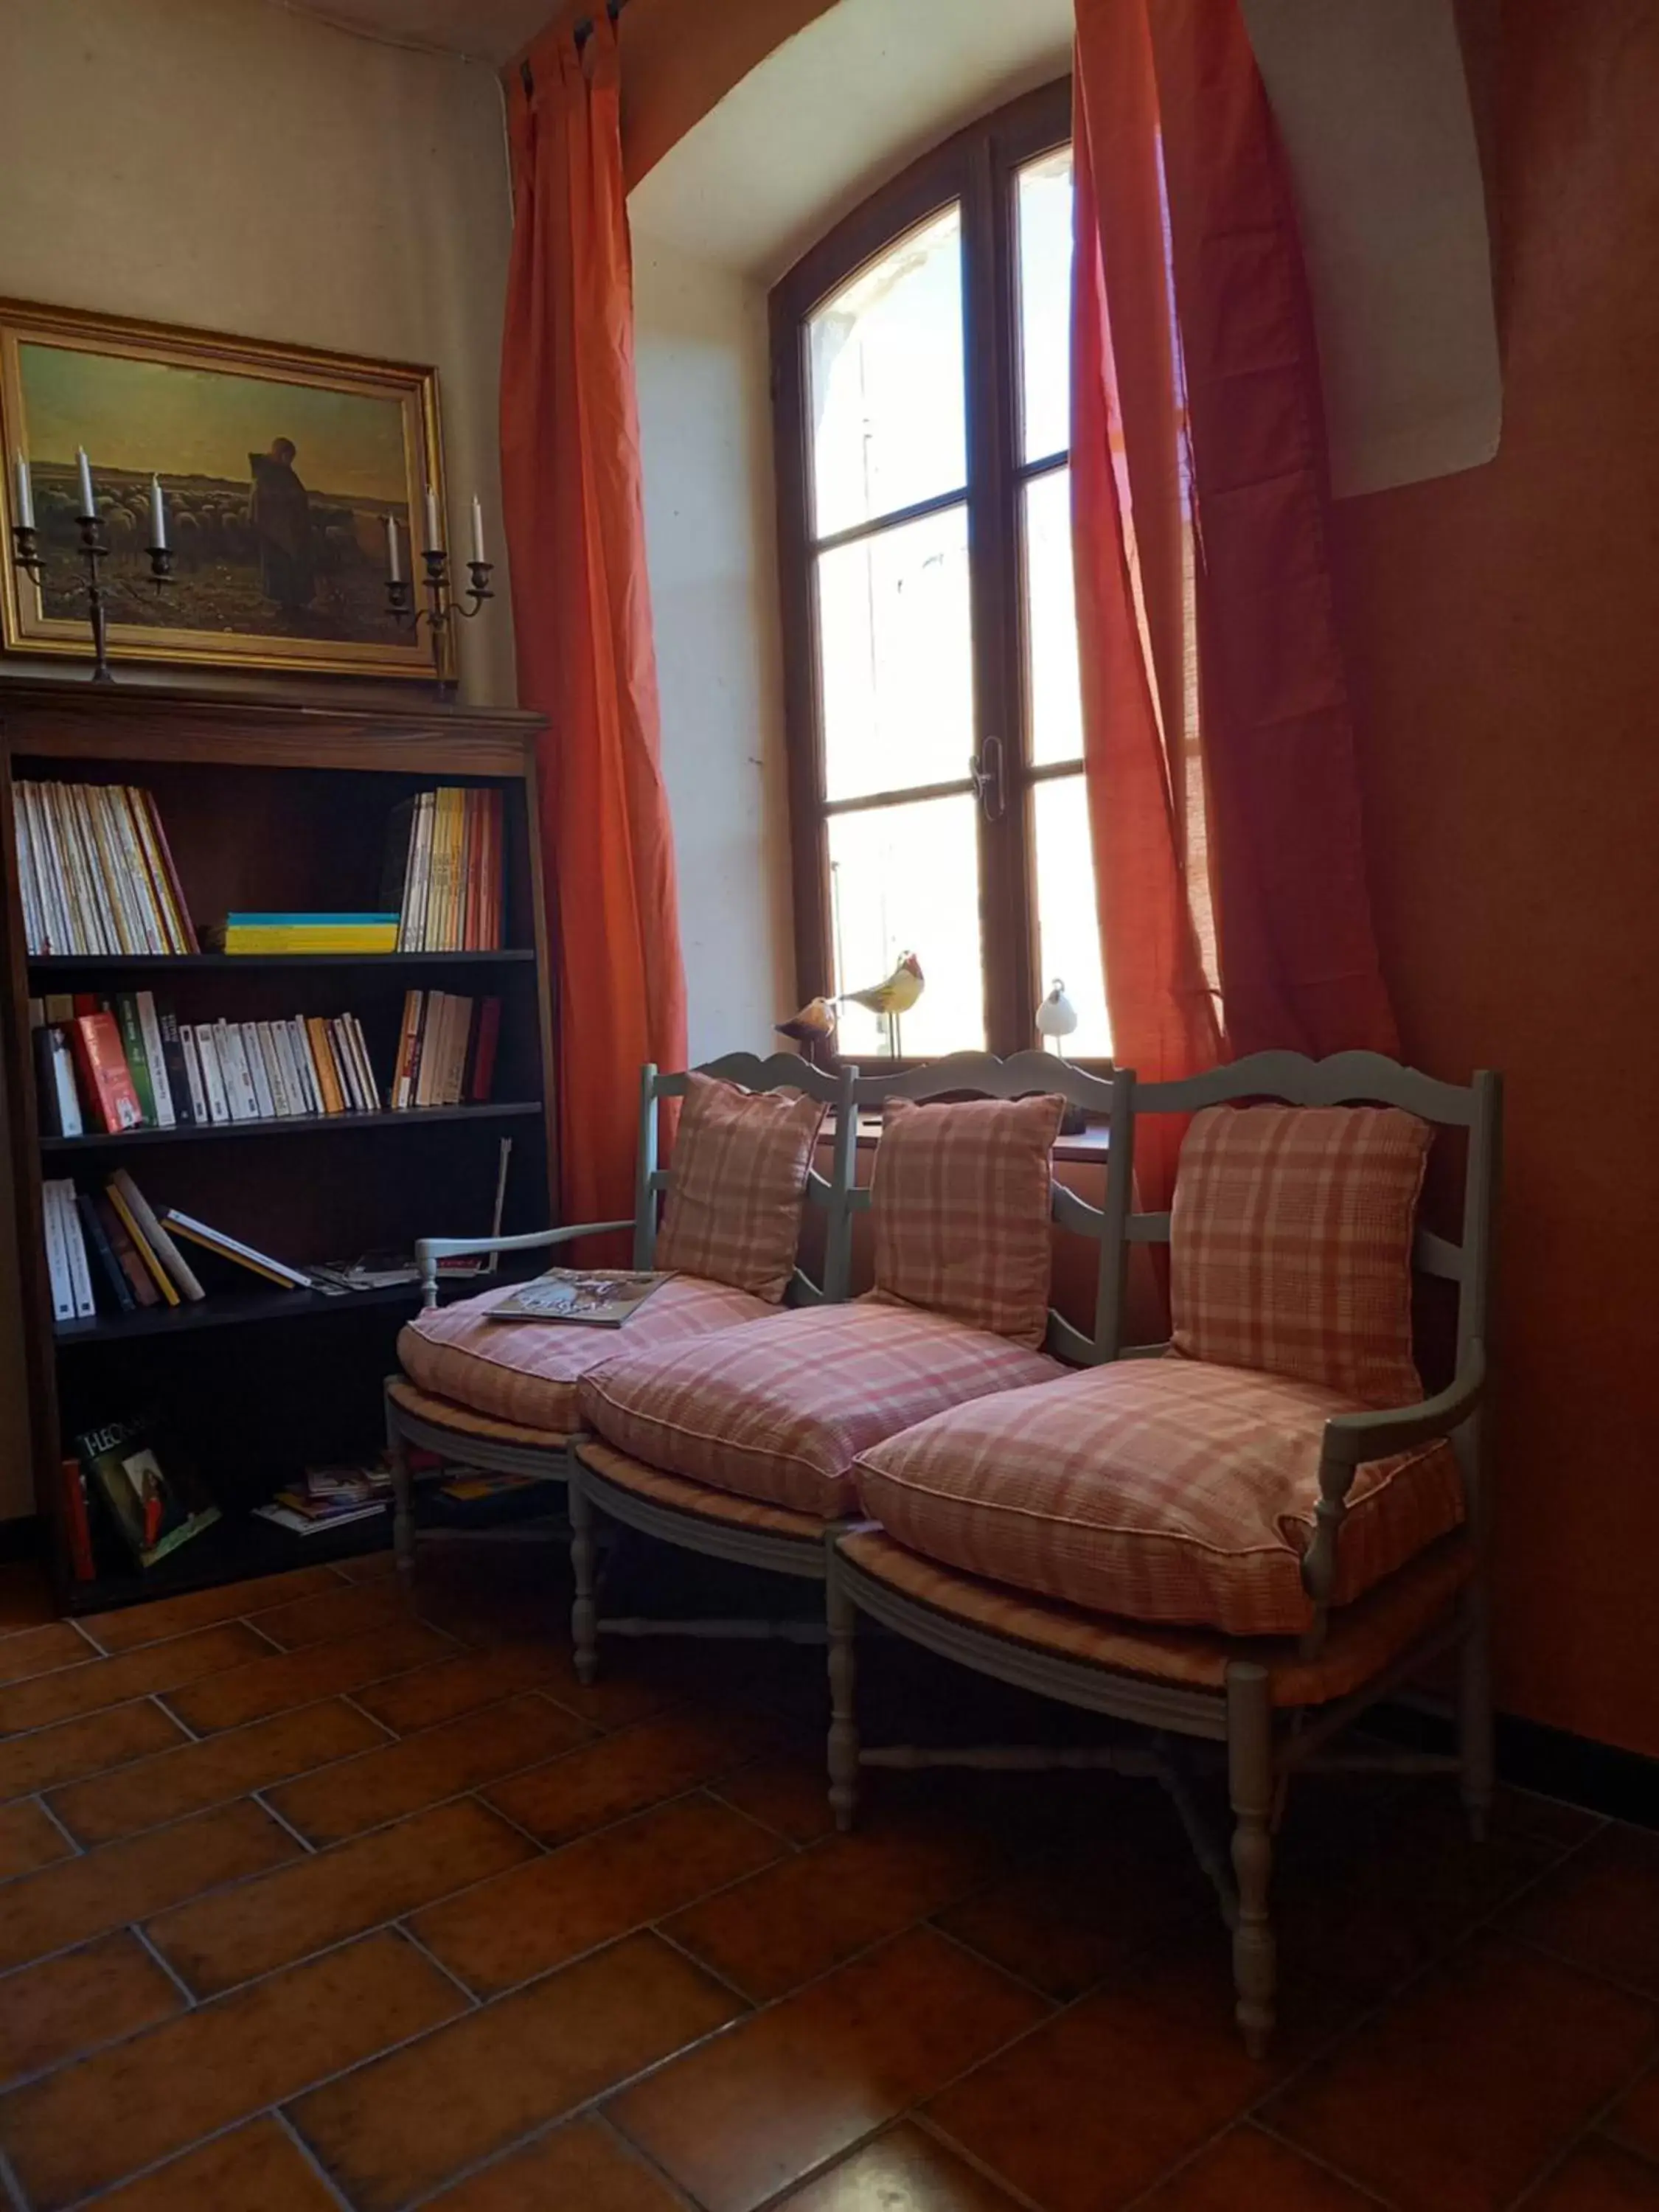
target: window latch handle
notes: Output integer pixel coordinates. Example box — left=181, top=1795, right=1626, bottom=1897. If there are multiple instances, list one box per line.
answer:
left=969, top=734, right=1006, bottom=822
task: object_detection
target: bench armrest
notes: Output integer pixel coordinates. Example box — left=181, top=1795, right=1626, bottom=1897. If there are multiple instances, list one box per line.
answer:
left=415, top=1220, right=635, bottom=1306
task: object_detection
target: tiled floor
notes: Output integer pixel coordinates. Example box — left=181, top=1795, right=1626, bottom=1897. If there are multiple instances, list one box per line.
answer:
left=1, top=1544, right=1656, bottom=2211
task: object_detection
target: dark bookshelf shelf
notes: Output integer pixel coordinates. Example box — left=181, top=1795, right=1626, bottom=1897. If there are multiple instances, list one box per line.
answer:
left=54, top=1276, right=431, bottom=1346
left=63, top=1506, right=398, bottom=1615
left=39, top=1100, right=543, bottom=1153
left=27, top=950, right=537, bottom=973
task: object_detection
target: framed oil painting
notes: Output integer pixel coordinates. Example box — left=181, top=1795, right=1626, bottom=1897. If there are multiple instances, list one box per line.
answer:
left=0, top=299, right=445, bottom=681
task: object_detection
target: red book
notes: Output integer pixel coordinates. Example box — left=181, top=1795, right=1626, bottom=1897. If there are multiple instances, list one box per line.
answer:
left=60, top=1458, right=95, bottom=1580
left=468, top=996, right=501, bottom=1103
left=71, top=1012, right=144, bottom=1134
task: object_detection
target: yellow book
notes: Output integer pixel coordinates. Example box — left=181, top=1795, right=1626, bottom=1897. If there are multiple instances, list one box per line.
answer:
left=105, top=1181, right=180, bottom=1307
left=222, top=929, right=399, bottom=953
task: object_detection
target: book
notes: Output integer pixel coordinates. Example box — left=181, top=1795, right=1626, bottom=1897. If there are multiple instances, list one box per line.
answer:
left=74, top=1415, right=219, bottom=1571
left=77, top=1189, right=135, bottom=1315
left=71, top=1013, right=144, bottom=1134
left=32, top=1020, right=83, bottom=1138
left=159, top=1208, right=310, bottom=1290
left=486, top=1269, right=672, bottom=1327
left=135, top=789, right=199, bottom=953
left=54, top=1180, right=97, bottom=1321
left=254, top=1497, right=386, bottom=1536
left=469, top=997, right=501, bottom=1103
left=212, top=914, right=400, bottom=953
left=110, top=1169, right=204, bottom=1302
left=155, top=1004, right=194, bottom=1127
left=134, top=992, right=175, bottom=1128
left=94, top=1190, right=159, bottom=1308
left=41, top=1180, right=75, bottom=1323
left=240, top=1022, right=276, bottom=1119
left=274, top=1021, right=314, bottom=1117
left=306, top=1017, right=347, bottom=1113
left=192, top=1026, right=232, bottom=1125
left=59, top=1458, right=97, bottom=1581
left=12, top=782, right=192, bottom=957
left=103, top=1180, right=178, bottom=1306
left=215, top=1022, right=260, bottom=1121
left=178, top=1023, right=210, bottom=1125
left=114, top=995, right=156, bottom=1127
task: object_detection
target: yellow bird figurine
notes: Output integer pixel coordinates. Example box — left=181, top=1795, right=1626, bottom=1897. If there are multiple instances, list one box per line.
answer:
left=838, top=952, right=924, bottom=1055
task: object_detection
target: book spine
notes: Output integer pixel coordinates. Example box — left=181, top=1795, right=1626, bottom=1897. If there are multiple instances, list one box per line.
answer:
left=111, top=1169, right=205, bottom=1302
left=66, top=787, right=116, bottom=956
left=41, top=1181, right=75, bottom=1323
left=177, top=1023, right=209, bottom=1126
left=111, top=788, right=168, bottom=955
left=215, top=1022, right=259, bottom=1121
left=60, top=1459, right=97, bottom=1581
left=135, top=993, right=175, bottom=1127
left=272, top=1022, right=312, bottom=1118
left=332, top=1018, right=367, bottom=1111
left=305, top=1018, right=346, bottom=1113
left=94, top=1189, right=159, bottom=1307
left=413, top=993, right=441, bottom=1109
left=114, top=996, right=156, bottom=1127
left=239, top=1024, right=276, bottom=1119
left=13, top=787, right=44, bottom=956
left=487, top=787, right=504, bottom=950
left=27, top=789, right=63, bottom=956
left=77, top=1189, right=135, bottom=1314
left=392, top=990, right=421, bottom=1110
left=192, top=1026, right=230, bottom=1124
left=161, top=1209, right=311, bottom=1289
left=347, top=1013, right=383, bottom=1111
left=46, top=787, right=87, bottom=955
left=288, top=1019, right=323, bottom=1116
left=59, top=1185, right=97, bottom=1320
left=470, top=997, right=501, bottom=1104
left=32, top=1020, right=63, bottom=1138
left=155, top=1006, right=192, bottom=1127
left=72, top=1015, right=143, bottom=1135
left=138, top=789, right=198, bottom=953
left=87, top=787, right=140, bottom=955
left=441, top=994, right=473, bottom=1107
left=104, top=1180, right=178, bottom=1306
left=403, top=793, right=431, bottom=953
left=254, top=1022, right=292, bottom=1117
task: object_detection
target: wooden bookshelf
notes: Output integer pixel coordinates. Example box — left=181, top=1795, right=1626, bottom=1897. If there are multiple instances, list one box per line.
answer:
left=0, top=677, right=558, bottom=1613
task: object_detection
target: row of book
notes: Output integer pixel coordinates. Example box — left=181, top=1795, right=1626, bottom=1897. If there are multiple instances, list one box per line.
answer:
left=389, top=990, right=501, bottom=1110
left=13, top=780, right=199, bottom=958
left=43, top=1167, right=311, bottom=1322
left=386, top=787, right=504, bottom=951
left=205, top=913, right=402, bottom=956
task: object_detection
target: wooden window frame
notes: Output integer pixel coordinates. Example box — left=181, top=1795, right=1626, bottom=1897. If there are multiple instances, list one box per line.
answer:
left=769, top=77, right=1082, bottom=1066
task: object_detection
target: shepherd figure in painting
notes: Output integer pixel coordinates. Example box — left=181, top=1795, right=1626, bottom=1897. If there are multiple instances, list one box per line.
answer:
left=248, top=437, right=316, bottom=612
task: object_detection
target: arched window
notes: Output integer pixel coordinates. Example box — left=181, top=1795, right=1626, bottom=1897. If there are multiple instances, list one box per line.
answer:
left=771, top=80, right=1105, bottom=1062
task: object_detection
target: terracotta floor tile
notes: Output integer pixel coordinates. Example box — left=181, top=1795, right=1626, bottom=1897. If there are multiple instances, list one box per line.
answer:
left=1526, top=2140, right=1659, bottom=2208
left=94, top=2116, right=343, bottom=2211
left=1135, top=2125, right=1378, bottom=2208
left=0, top=1798, right=296, bottom=1973
left=611, top=1927, right=1047, bottom=2212
left=0, top=1699, right=184, bottom=1801
left=484, top=1705, right=784, bottom=1848
left=2, top=1622, right=270, bottom=1735
left=1266, top=1935, right=1657, bottom=2211
left=1608, top=2063, right=1659, bottom=2162
left=773, top=2121, right=1027, bottom=2211
left=291, top=1930, right=742, bottom=2212
left=0, top=1798, right=74, bottom=1879
left=1508, top=1825, right=1659, bottom=1996
left=77, top=1565, right=348, bottom=1653
left=162, top=1618, right=456, bottom=1734
left=355, top=1637, right=659, bottom=1735
left=48, top=1697, right=387, bottom=1846
left=712, top=1747, right=839, bottom=1844
left=1492, top=1784, right=1607, bottom=1851
left=936, top=1822, right=1212, bottom=2002
left=266, top=1690, right=589, bottom=1846
left=0, top=1931, right=183, bottom=2087
left=0, top=1620, right=94, bottom=1685
left=333, top=1548, right=399, bottom=1583
left=664, top=1809, right=1013, bottom=2003
left=0, top=1562, right=55, bottom=1633
left=248, top=1575, right=417, bottom=1650
left=923, top=1933, right=1348, bottom=2212
left=423, top=2116, right=687, bottom=2212
left=413, top=1791, right=782, bottom=1997
left=147, top=1795, right=535, bottom=1996
left=0, top=1929, right=462, bottom=2209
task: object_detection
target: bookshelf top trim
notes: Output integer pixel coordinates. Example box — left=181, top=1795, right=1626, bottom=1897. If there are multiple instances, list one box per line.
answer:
left=28, top=950, right=538, bottom=973
left=40, top=1099, right=543, bottom=1152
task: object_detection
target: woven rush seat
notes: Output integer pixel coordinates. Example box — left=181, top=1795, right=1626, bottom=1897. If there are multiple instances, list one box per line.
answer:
left=576, top=1437, right=825, bottom=1540
left=838, top=1524, right=1475, bottom=1709
left=397, top=1273, right=776, bottom=1436
left=383, top=1375, right=572, bottom=1452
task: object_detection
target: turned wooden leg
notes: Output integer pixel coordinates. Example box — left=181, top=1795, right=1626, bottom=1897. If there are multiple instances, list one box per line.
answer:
left=386, top=1400, right=415, bottom=1576
left=826, top=1560, right=860, bottom=1833
left=1227, top=1662, right=1276, bottom=2059
left=1458, top=1577, right=1495, bottom=1843
left=568, top=1466, right=599, bottom=1686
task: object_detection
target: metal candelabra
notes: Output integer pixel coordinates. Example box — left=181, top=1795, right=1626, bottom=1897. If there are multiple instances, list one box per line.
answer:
left=386, top=548, right=493, bottom=695
left=10, top=516, right=173, bottom=684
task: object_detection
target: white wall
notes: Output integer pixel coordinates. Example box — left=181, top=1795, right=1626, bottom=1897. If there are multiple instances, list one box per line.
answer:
left=631, top=234, right=793, bottom=1059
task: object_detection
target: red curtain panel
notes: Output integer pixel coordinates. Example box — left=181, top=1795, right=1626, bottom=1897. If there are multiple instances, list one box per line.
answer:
left=501, top=15, right=687, bottom=1239
left=1071, top=0, right=1397, bottom=1172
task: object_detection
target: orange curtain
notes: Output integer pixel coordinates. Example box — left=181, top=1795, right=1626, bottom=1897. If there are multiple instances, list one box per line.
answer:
left=501, top=15, right=687, bottom=1237
left=1072, top=0, right=1396, bottom=1192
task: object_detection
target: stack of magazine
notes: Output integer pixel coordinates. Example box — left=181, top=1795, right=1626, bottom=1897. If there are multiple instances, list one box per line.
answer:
left=255, top=1464, right=392, bottom=1537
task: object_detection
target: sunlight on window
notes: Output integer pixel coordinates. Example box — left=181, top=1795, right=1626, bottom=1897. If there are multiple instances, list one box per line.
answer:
left=1023, top=468, right=1082, bottom=767
left=1018, top=147, right=1074, bottom=464
left=808, top=204, right=967, bottom=540
left=827, top=795, right=984, bottom=1058
left=1032, top=778, right=1112, bottom=1057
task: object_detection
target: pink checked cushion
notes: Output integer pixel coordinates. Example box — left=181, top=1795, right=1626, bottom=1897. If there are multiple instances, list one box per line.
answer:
left=1170, top=1105, right=1432, bottom=1408
left=397, top=1273, right=773, bottom=1436
left=854, top=1357, right=1465, bottom=1637
left=871, top=1093, right=1065, bottom=1348
left=655, top=1074, right=830, bottom=1302
left=578, top=1300, right=1063, bottom=1520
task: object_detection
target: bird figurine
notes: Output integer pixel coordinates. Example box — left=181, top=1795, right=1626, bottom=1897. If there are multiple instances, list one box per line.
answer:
left=838, top=952, right=925, bottom=1057
left=1035, top=978, right=1079, bottom=1058
left=775, top=995, right=838, bottom=1066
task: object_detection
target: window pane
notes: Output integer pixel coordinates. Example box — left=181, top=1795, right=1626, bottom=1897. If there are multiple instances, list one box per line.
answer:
left=1032, top=773, right=1110, bottom=1057
left=1024, top=467, right=1082, bottom=766
left=808, top=204, right=966, bottom=540
left=1017, top=145, right=1074, bottom=464
left=817, top=505, right=973, bottom=804
left=827, top=795, right=984, bottom=1058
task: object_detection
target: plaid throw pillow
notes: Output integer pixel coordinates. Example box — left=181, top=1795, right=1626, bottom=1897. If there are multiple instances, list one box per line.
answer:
left=1170, top=1104, right=1432, bottom=1408
left=655, top=1073, right=830, bottom=1303
left=871, top=1093, right=1065, bottom=1349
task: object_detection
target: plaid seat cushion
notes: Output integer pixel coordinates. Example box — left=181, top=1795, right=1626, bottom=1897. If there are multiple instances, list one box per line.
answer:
left=1170, top=1104, right=1432, bottom=1407
left=853, top=1356, right=1465, bottom=1637
left=871, top=1093, right=1065, bottom=1348
left=655, top=1073, right=830, bottom=1301
left=578, top=1301, right=1063, bottom=1520
left=397, top=1273, right=773, bottom=1436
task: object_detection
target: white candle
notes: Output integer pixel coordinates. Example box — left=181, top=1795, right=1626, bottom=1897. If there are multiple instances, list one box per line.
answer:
left=13, top=456, right=33, bottom=531
left=470, top=495, right=486, bottom=567
left=423, top=484, right=440, bottom=552
left=386, top=512, right=403, bottom=583
left=148, top=475, right=167, bottom=552
left=75, top=448, right=96, bottom=519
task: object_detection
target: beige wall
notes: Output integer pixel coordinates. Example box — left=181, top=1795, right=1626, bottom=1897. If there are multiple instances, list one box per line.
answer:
left=0, top=0, right=519, bottom=1518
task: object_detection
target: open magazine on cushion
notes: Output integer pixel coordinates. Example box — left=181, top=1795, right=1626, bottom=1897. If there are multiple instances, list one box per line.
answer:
left=484, top=1268, right=674, bottom=1327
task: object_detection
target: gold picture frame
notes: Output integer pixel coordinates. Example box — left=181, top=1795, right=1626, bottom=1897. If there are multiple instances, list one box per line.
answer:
left=0, top=298, right=447, bottom=681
